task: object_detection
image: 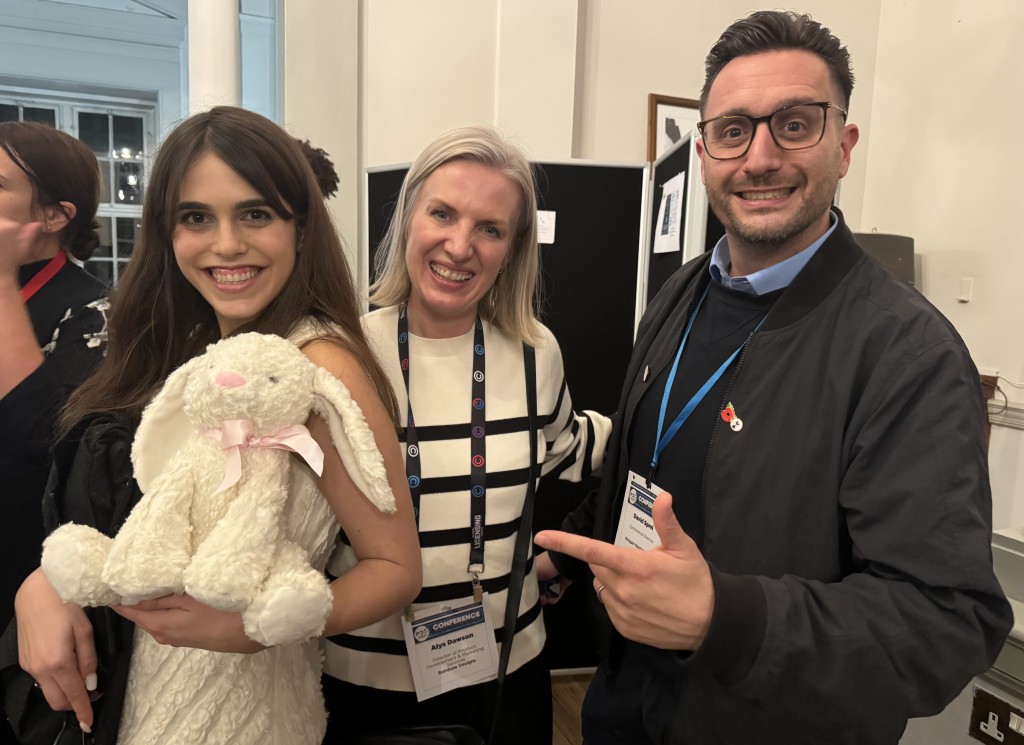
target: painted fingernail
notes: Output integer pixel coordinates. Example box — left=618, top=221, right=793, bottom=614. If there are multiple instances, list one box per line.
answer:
left=85, top=673, right=98, bottom=691
left=79, top=721, right=92, bottom=734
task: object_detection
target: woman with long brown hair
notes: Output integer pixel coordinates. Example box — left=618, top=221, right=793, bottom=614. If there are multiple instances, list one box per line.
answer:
left=12, top=106, right=420, bottom=743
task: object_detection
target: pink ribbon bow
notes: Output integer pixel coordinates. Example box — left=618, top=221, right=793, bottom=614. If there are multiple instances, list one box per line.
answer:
left=203, top=419, right=325, bottom=494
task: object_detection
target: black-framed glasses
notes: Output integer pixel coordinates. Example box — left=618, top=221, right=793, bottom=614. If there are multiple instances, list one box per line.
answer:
left=697, top=101, right=847, bottom=160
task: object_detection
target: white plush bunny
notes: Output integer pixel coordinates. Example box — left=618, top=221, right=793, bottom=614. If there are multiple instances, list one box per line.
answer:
left=41, top=331, right=395, bottom=745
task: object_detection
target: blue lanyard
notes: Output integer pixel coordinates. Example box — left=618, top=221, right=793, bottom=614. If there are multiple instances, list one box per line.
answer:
left=651, top=285, right=764, bottom=474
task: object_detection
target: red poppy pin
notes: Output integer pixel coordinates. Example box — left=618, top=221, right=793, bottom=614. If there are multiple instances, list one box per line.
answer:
left=722, top=403, right=744, bottom=432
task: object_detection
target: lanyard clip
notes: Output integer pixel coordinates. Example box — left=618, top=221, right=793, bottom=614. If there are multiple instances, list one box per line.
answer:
left=468, top=564, right=484, bottom=603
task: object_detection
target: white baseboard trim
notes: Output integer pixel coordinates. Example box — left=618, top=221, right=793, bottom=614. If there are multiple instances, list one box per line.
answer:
left=990, top=401, right=1024, bottom=432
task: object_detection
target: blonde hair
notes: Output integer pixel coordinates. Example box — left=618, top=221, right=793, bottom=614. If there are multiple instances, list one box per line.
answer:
left=369, top=126, right=541, bottom=345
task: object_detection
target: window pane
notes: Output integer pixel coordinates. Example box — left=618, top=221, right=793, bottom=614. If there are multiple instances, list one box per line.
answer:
left=93, top=217, right=113, bottom=258
left=116, top=217, right=139, bottom=257
left=24, top=107, right=56, bottom=127
left=84, top=259, right=114, bottom=285
left=96, top=159, right=112, bottom=203
left=115, top=162, right=143, bottom=204
left=112, top=116, right=144, bottom=158
left=78, top=112, right=109, bottom=154
left=0, top=104, right=18, bottom=122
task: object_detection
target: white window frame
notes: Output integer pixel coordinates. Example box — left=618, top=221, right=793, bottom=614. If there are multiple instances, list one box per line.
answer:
left=0, top=86, right=156, bottom=285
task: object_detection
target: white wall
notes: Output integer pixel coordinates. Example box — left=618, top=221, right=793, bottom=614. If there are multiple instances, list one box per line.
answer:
left=363, top=0, right=499, bottom=167
left=362, top=0, right=579, bottom=167
left=282, top=0, right=360, bottom=262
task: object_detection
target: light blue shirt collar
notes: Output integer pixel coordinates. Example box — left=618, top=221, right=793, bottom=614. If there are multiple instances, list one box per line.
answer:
left=710, top=210, right=839, bottom=295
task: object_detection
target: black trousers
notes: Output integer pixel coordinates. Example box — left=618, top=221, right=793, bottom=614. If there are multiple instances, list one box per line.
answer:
left=582, top=642, right=678, bottom=745
left=321, top=652, right=553, bottom=745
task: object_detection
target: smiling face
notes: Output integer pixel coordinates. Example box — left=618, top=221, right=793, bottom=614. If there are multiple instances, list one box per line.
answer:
left=696, top=49, right=859, bottom=274
left=404, top=159, right=520, bottom=338
left=172, top=152, right=297, bottom=337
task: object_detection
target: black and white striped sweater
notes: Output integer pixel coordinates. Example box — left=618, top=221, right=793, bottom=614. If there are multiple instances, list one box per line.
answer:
left=322, top=305, right=611, bottom=691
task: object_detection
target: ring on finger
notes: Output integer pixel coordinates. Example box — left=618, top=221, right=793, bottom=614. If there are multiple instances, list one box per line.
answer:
left=596, top=584, right=606, bottom=603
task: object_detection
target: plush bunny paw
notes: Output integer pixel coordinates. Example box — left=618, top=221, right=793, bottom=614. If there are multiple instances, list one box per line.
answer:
left=243, top=569, right=333, bottom=646
left=41, top=524, right=120, bottom=607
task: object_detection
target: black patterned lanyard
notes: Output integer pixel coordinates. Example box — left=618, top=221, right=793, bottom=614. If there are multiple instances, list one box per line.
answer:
left=398, top=304, right=488, bottom=598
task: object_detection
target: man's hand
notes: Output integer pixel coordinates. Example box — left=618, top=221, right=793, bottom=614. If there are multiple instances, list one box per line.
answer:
left=114, top=594, right=264, bottom=654
left=534, top=492, right=714, bottom=650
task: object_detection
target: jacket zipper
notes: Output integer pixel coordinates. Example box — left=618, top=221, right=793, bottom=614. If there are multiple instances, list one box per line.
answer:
left=615, top=301, right=695, bottom=535
left=699, top=331, right=760, bottom=536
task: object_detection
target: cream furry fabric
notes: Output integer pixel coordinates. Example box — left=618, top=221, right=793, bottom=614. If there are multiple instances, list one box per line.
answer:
left=41, top=331, right=396, bottom=745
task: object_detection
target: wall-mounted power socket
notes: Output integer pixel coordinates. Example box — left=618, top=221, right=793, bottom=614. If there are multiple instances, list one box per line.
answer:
left=970, top=686, right=1024, bottom=743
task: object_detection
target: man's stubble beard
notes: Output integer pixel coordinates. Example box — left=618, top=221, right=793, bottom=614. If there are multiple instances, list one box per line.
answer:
left=706, top=173, right=839, bottom=251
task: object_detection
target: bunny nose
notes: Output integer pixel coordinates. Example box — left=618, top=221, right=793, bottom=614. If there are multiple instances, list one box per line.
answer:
left=215, top=371, right=247, bottom=389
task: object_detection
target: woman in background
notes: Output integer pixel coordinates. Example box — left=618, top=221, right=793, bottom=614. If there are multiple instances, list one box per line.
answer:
left=321, top=126, right=611, bottom=745
left=0, top=122, right=107, bottom=634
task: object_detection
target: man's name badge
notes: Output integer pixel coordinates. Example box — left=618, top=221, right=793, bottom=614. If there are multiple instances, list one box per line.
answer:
left=613, top=471, right=664, bottom=551
left=401, top=597, right=498, bottom=702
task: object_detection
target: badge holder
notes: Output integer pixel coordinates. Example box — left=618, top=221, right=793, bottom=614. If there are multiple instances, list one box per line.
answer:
left=614, top=470, right=665, bottom=550
left=401, top=591, right=499, bottom=701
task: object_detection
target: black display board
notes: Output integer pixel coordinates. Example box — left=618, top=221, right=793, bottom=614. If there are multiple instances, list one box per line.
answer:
left=647, top=135, right=691, bottom=302
left=365, top=161, right=645, bottom=669
left=645, top=134, right=724, bottom=305
left=365, top=165, right=408, bottom=284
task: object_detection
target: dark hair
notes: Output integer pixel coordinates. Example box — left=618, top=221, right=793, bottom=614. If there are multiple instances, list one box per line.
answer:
left=700, top=11, right=854, bottom=114
left=295, top=139, right=339, bottom=199
left=0, top=121, right=101, bottom=260
left=63, top=106, right=398, bottom=427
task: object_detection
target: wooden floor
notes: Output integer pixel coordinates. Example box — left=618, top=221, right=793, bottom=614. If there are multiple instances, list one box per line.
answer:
left=552, top=671, right=592, bottom=745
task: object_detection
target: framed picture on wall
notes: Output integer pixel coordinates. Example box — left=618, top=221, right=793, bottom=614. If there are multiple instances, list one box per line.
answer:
left=647, top=93, right=701, bottom=162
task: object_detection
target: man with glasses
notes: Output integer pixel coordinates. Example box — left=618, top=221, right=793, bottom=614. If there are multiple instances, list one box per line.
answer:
left=536, top=10, right=1011, bottom=744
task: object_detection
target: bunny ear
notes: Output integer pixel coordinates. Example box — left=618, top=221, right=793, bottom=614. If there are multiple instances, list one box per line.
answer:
left=311, top=367, right=396, bottom=513
left=132, top=354, right=203, bottom=493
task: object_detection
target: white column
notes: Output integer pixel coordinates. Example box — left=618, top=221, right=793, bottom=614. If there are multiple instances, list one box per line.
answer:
left=282, top=0, right=360, bottom=275
left=187, top=0, right=241, bottom=113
